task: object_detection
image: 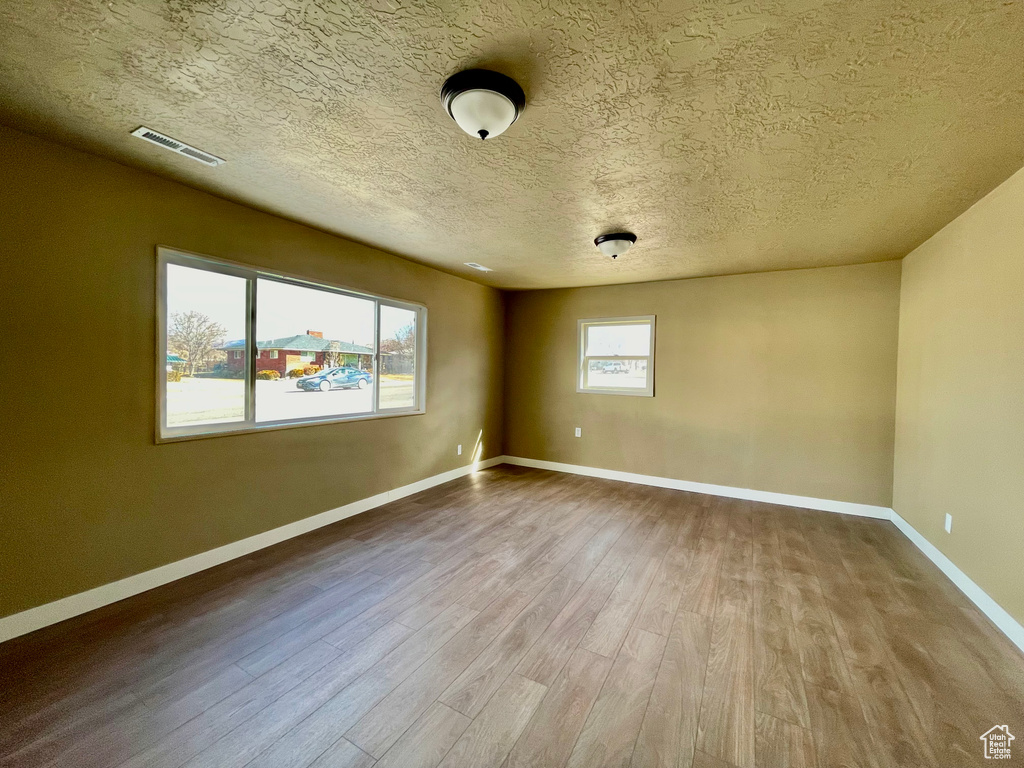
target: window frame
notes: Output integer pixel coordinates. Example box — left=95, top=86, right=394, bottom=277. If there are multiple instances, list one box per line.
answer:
left=576, top=315, right=656, bottom=397
left=156, top=247, right=427, bottom=443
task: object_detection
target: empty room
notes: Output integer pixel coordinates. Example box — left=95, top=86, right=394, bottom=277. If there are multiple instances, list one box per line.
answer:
left=1, top=1, right=1023, bottom=767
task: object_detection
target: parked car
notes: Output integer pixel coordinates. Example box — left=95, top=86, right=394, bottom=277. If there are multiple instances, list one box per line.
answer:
left=603, top=361, right=629, bottom=374
left=296, top=367, right=372, bottom=392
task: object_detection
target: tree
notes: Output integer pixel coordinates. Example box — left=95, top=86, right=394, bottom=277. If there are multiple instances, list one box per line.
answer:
left=379, top=323, right=415, bottom=355
left=323, top=340, right=344, bottom=369
left=168, top=311, right=227, bottom=376
left=379, top=323, right=415, bottom=374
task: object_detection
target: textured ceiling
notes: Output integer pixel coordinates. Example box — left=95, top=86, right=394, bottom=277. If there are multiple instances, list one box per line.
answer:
left=1, top=0, right=1023, bottom=289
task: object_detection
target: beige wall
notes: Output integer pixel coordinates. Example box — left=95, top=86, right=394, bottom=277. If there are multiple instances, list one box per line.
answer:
left=0, top=125, right=504, bottom=619
left=504, top=262, right=902, bottom=507
left=6, top=112, right=1020, bottom=636
left=894, top=166, right=1024, bottom=626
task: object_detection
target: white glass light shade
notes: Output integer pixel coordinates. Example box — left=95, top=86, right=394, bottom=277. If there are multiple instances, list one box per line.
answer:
left=449, top=89, right=518, bottom=140
left=596, top=238, right=635, bottom=258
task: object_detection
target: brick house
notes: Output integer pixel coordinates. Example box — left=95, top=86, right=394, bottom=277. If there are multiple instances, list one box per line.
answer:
left=220, top=330, right=373, bottom=376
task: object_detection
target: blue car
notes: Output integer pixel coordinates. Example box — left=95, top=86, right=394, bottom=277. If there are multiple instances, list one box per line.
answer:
left=297, top=367, right=373, bottom=392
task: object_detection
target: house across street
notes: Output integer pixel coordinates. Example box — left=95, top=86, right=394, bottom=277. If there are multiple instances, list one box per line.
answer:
left=219, top=330, right=374, bottom=376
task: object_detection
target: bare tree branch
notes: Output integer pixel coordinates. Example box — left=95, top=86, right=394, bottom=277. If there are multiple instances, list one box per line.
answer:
left=379, top=323, right=415, bottom=355
left=168, top=311, right=228, bottom=376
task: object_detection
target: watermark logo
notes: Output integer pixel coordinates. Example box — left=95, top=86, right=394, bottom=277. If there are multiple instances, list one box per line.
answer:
left=980, top=725, right=1015, bottom=759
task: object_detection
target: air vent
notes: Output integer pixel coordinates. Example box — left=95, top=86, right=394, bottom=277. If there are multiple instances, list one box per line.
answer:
left=464, top=262, right=493, bottom=272
left=131, top=127, right=225, bottom=166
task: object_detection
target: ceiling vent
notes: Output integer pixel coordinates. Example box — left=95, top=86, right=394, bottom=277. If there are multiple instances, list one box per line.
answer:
left=464, top=262, right=493, bottom=272
left=130, top=127, right=225, bottom=166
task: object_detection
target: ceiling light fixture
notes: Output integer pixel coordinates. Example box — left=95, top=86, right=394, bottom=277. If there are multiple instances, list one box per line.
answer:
left=594, top=232, right=637, bottom=260
left=441, top=69, right=525, bottom=140
left=464, top=262, right=493, bottom=272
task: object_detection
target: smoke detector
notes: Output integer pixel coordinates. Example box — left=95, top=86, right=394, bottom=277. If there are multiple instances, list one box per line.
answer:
left=131, top=127, right=225, bottom=166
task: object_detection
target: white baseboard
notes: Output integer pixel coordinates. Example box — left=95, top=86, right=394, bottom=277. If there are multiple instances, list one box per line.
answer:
left=501, top=455, right=892, bottom=519
left=6, top=454, right=1022, bottom=658
left=890, top=510, right=1024, bottom=654
left=0, top=456, right=504, bottom=644
left=503, top=454, right=1024, bottom=654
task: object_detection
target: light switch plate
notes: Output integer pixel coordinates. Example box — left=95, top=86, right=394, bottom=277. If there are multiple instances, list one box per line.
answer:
left=945, top=513, right=953, bottom=533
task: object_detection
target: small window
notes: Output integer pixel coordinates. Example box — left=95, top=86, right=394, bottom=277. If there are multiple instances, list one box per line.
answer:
left=269, top=350, right=278, bottom=359
left=233, top=350, right=242, bottom=360
left=577, top=316, right=655, bottom=396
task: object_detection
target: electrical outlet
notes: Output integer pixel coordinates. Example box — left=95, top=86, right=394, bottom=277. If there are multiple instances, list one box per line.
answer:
left=574, top=427, right=582, bottom=438
left=457, top=444, right=462, bottom=456
left=945, top=513, right=953, bottom=533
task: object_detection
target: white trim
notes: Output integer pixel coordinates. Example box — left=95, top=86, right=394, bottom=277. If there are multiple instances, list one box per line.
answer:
left=6, top=454, right=1021, bottom=659
left=501, top=455, right=891, bottom=519
left=0, top=456, right=504, bottom=644
left=890, top=510, right=1024, bottom=654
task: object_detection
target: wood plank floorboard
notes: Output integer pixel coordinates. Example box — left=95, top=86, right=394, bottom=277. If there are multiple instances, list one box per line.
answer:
left=372, top=701, right=470, bottom=768
left=503, top=647, right=612, bottom=768
left=1, top=466, right=1022, bottom=768
left=565, top=627, right=667, bottom=768
left=631, top=610, right=711, bottom=768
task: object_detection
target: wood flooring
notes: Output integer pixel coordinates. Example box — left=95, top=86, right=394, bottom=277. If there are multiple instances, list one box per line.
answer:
left=1, top=465, right=1022, bottom=768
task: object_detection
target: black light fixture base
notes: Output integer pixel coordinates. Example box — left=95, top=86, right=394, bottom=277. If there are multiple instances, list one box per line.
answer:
left=594, top=232, right=637, bottom=247
left=440, top=69, right=526, bottom=119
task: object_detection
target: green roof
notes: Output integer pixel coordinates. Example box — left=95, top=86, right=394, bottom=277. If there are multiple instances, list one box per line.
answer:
left=220, top=334, right=372, bottom=355
left=166, top=354, right=186, bottom=363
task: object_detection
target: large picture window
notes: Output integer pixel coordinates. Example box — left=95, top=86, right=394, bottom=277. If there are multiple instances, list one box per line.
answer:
left=157, top=248, right=426, bottom=441
left=577, top=316, right=655, bottom=396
